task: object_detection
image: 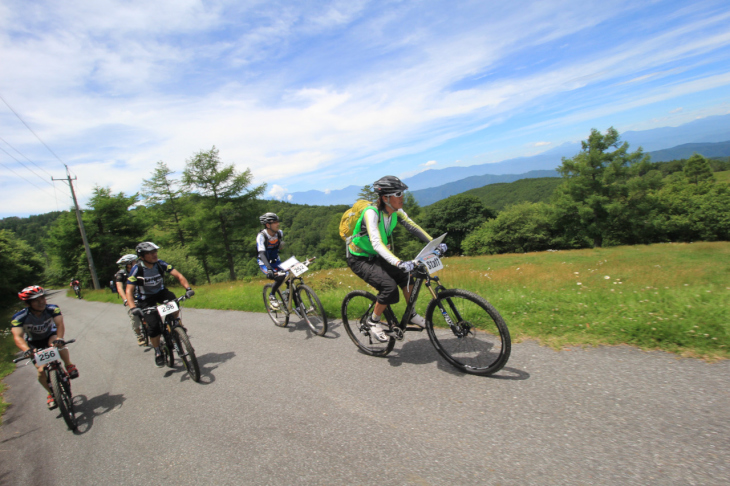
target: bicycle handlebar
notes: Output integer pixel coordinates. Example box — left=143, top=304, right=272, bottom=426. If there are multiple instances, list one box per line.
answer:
left=13, top=339, right=77, bottom=363
left=139, top=294, right=188, bottom=315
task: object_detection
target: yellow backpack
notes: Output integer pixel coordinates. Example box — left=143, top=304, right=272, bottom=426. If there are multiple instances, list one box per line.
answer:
left=339, top=200, right=373, bottom=241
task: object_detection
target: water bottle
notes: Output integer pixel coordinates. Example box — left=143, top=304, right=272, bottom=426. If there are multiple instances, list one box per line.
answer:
left=282, top=289, right=289, bottom=302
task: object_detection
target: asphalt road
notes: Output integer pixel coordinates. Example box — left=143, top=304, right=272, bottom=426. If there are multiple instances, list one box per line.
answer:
left=1, top=291, right=728, bottom=485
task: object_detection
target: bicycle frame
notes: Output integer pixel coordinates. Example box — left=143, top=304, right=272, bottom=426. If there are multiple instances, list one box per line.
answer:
left=273, top=257, right=316, bottom=316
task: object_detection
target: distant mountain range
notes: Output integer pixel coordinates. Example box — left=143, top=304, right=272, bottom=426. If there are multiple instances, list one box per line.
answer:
left=282, top=114, right=730, bottom=205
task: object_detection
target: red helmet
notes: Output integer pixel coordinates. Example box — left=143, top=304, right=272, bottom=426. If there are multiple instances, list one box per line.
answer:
left=19, top=285, right=46, bottom=301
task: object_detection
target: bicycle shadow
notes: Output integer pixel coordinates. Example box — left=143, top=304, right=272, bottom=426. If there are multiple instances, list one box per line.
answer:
left=71, top=392, right=126, bottom=434
left=384, top=337, right=530, bottom=380
left=286, top=317, right=342, bottom=340
left=162, top=351, right=236, bottom=385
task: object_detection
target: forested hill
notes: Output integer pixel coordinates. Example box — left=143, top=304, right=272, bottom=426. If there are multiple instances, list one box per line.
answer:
left=0, top=211, right=62, bottom=252
left=459, top=177, right=564, bottom=211
left=411, top=170, right=558, bottom=206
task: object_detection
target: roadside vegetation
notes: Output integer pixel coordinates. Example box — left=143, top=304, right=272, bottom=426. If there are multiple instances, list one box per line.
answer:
left=81, top=241, right=729, bottom=361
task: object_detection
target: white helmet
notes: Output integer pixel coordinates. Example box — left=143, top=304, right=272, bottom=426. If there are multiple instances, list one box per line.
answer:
left=116, top=254, right=138, bottom=265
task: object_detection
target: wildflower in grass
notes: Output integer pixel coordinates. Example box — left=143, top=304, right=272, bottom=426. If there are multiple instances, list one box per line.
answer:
left=604, top=276, right=610, bottom=279
left=577, top=282, right=582, bottom=285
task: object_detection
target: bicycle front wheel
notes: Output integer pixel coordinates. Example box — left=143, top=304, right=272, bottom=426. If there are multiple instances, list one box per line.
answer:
left=297, top=284, right=327, bottom=336
left=162, top=332, right=175, bottom=368
left=426, top=289, right=511, bottom=376
left=341, top=290, right=395, bottom=356
left=263, top=284, right=289, bottom=327
left=50, top=369, right=76, bottom=430
left=173, top=327, right=200, bottom=382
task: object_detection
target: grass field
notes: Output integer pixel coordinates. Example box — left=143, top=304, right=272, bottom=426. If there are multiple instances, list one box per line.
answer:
left=715, top=170, right=730, bottom=183
left=79, top=242, right=729, bottom=360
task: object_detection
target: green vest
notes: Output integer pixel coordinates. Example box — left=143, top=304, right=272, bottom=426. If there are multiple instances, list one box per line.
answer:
left=349, top=207, right=398, bottom=257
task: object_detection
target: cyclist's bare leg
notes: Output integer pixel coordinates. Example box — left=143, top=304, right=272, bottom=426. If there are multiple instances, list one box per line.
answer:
left=35, top=365, right=51, bottom=393
left=150, top=336, right=161, bottom=348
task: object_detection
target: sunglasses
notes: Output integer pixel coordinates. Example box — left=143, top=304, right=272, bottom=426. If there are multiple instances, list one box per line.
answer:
left=387, top=191, right=404, bottom=198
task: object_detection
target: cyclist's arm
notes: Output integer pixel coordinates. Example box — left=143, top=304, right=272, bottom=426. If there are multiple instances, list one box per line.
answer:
left=126, top=283, right=138, bottom=308
left=256, top=233, right=274, bottom=270
left=53, top=314, right=66, bottom=340
left=170, top=269, right=190, bottom=289
left=115, top=281, right=125, bottom=296
left=363, top=209, right=401, bottom=266
left=396, top=209, right=432, bottom=243
left=11, top=327, right=30, bottom=353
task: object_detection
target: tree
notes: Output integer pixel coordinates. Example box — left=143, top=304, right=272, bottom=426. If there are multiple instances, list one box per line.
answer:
left=357, top=184, right=378, bottom=202
left=553, top=127, right=650, bottom=247
left=142, top=161, right=189, bottom=246
left=0, top=230, right=44, bottom=306
left=182, top=146, right=265, bottom=280
left=683, top=153, right=715, bottom=185
left=462, top=202, right=556, bottom=255
left=419, top=194, right=496, bottom=254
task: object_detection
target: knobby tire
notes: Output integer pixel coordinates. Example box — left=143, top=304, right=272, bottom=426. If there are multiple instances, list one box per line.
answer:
left=263, top=283, right=289, bottom=327
left=297, top=284, right=327, bottom=336
left=341, top=290, right=395, bottom=357
left=50, top=368, right=76, bottom=430
left=425, top=289, right=511, bottom=376
left=173, top=327, right=200, bottom=382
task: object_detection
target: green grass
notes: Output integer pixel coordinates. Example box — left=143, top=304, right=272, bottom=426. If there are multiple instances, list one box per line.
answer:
left=715, top=170, right=730, bottom=183
left=80, top=242, right=730, bottom=360
left=1, top=303, right=25, bottom=422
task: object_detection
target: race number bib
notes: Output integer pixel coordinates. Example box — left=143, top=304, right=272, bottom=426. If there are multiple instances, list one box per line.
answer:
left=35, top=347, right=61, bottom=366
left=419, top=254, right=444, bottom=275
left=157, top=300, right=179, bottom=318
left=291, top=262, right=308, bottom=276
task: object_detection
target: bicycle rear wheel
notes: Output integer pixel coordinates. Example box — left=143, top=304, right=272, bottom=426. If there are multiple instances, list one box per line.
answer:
left=173, top=327, right=200, bottom=382
left=425, top=289, right=511, bottom=376
left=50, top=369, right=76, bottom=430
left=263, top=284, right=288, bottom=327
left=341, top=290, right=395, bottom=356
left=297, top=284, right=327, bottom=336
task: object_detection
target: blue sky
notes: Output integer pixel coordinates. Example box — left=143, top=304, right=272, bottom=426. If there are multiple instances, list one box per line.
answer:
left=2, top=0, right=730, bottom=216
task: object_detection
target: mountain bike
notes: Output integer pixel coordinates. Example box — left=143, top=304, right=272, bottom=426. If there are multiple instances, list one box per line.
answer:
left=14, top=339, right=78, bottom=430
left=263, top=256, right=327, bottom=336
left=141, top=295, right=200, bottom=382
left=341, top=239, right=511, bottom=376
left=72, top=285, right=81, bottom=299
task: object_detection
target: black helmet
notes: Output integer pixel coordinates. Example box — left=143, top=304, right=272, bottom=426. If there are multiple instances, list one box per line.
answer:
left=373, top=175, right=408, bottom=195
left=259, top=212, right=279, bottom=225
left=136, top=241, right=160, bottom=256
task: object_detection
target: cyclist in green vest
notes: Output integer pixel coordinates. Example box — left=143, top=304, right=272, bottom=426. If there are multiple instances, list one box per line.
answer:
left=347, top=175, right=447, bottom=342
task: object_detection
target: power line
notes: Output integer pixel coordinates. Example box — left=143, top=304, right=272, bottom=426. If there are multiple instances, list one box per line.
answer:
left=0, top=135, right=54, bottom=178
left=0, top=160, right=57, bottom=199
left=0, top=145, right=55, bottom=188
left=0, top=92, right=67, bottom=166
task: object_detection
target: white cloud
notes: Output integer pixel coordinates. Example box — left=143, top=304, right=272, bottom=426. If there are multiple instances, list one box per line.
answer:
left=670, top=107, right=684, bottom=113
left=529, top=141, right=552, bottom=147
left=2, top=0, right=730, bottom=215
left=268, top=184, right=289, bottom=200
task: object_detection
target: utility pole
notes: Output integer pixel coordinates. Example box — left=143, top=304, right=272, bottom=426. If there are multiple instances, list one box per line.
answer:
left=53, top=165, right=101, bottom=289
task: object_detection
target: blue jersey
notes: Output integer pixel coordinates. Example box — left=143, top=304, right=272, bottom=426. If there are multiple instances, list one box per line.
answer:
left=127, top=260, right=174, bottom=301
left=11, top=305, right=61, bottom=341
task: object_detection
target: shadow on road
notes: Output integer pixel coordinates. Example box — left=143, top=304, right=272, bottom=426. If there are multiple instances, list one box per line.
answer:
left=72, top=392, right=126, bottom=435
left=162, top=351, right=236, bottom=385
left=285, top=317, right=342, bottom=340
left=380, top=338, right=530, bottom=380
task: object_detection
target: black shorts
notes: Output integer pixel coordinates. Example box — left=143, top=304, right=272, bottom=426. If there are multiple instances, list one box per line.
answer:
left=138, top=289, right=177, bottom=338
left=27, top=336, right=56, bottom=351
left=347, top=253, right=409, bottom=305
